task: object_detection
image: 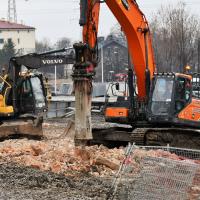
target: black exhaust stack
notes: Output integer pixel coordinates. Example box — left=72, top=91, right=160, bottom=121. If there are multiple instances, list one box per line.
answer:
left=79, top=0, right=88, bottom=26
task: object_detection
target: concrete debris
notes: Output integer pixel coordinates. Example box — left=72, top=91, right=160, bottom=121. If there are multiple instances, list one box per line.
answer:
left=94, top=156, right=120, bottom=170
left=0, top=137, right=123, bottom=177
left=0, top=122, right=199, bottom=199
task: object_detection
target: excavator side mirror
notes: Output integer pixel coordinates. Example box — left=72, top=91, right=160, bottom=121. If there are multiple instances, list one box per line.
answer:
left=115, top=83, right=119, bottom=91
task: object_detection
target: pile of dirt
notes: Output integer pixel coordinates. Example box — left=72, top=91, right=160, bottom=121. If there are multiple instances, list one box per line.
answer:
left=0, top=122, right=199, bottom=199
left=0, top=137, right=124, bottom=176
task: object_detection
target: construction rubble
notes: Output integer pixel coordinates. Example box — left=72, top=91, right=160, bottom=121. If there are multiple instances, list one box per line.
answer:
left=0, top=122, right=199, bottom=199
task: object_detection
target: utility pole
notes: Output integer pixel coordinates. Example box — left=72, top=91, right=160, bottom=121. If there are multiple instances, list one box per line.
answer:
left=101, top=44, right=104, bottom=83
left=198, top=38, right=200, bottom=73
left=7, top=0, right=17, bottom=23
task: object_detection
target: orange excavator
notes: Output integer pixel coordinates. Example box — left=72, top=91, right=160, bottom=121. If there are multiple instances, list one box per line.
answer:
left=73, top=0, right=200, bottom=148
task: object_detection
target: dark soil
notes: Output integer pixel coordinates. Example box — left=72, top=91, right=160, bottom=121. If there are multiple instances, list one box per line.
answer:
left=0, top=163, right=111, bottom=200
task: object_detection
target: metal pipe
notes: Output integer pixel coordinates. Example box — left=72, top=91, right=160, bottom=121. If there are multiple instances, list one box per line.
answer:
left=38, top=47, right=74, bottom=56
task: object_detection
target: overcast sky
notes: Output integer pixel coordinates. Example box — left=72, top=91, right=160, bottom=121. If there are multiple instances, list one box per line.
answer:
left=0, top=0, right=200, bottom=44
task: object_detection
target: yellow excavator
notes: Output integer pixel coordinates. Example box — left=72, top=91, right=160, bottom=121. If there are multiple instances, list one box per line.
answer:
left=0, top=48, right=74, bottom=139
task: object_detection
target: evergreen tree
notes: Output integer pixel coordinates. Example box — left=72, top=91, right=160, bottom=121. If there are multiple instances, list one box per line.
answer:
left=0, top=39, right=16, bottom=67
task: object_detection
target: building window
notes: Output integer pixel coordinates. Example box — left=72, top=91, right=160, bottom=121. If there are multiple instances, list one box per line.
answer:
left=8, top=38, right=12, bottom=43
left=18, top=38, right=20, bottom=44
left=0, top=39, right=4, bottom=44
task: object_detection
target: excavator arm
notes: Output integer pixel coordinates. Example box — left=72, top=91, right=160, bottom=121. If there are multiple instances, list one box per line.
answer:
left=10, top=48, right=74, bottom=70
left=79, top=0, right=155, bottom=99
left=73, top=0, right=156, bottom=143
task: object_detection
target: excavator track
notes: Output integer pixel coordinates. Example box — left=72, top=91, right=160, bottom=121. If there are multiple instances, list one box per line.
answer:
left=131, top=128, right=147, bottom=145
left=91, top=125, right=200, bottom=149
left=152, top=128, right=200, bottom=149
left=131, top=127, right=200, bottom=149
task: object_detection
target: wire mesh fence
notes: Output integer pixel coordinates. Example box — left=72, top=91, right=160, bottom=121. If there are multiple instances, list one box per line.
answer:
left=140, top=146, right=200, bottom=160
left=127, top=157, right=198, bottom=200
left=108, top=144, right=200, bottom=200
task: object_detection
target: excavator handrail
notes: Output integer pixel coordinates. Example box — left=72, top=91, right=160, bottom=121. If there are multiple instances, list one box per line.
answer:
left=0, top=75, right=12, bottom=107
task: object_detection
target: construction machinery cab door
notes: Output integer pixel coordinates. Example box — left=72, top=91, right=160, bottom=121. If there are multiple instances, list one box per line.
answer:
left=18, top=75, right=46, bottom=115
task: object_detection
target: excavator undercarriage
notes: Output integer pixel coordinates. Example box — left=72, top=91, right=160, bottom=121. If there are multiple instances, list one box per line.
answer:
left=92, top=126, right=200, bottom=149
left=0, top=118, right=43, bottom=140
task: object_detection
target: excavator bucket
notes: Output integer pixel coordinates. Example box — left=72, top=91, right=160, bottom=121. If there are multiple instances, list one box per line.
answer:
left=0, top=119, right=43, bottom=139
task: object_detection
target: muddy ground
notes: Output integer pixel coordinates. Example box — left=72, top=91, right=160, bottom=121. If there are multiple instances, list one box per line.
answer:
left=0, top=163, right=112, bottom=200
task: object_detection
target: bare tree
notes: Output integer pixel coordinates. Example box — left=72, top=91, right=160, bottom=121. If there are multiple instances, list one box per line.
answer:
left=109, top=2, right=200, bottom=73
left=55, top=37, right=71, bottom=49
left=35, top=38, right=52, bottom=53
left=151, top=2, right=200, bottom=72
left=110, top=24, right=126, bottom=45
left=35, top=37, right=71, bottom=78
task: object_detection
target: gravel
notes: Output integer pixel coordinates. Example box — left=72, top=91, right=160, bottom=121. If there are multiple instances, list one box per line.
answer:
left=0, top=163, right=111, bottom=200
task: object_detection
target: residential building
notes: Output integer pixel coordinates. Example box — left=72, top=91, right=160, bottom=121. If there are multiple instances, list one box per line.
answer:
left=96, top=34, right=129, bottom=82
left=0, top=20, right=35, bottom=54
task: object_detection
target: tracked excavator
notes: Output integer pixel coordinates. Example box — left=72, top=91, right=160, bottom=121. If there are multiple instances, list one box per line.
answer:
left=73, top=0, right=200, bottom=148
left=0, top=48, right=74, bottom=139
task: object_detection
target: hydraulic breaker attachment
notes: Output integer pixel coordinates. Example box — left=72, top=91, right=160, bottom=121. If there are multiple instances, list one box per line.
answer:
left=72, top=43, right=96, bottom=145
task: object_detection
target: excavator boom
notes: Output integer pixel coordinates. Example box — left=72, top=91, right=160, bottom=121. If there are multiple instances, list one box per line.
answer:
left=80, top=0, right=155, bottom=99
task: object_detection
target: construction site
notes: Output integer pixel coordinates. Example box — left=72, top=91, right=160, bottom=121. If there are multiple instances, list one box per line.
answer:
left=0, top=0, right=200, bottom=199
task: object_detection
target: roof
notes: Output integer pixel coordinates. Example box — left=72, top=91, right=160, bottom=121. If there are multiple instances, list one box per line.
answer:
left=103, top=39, right=127, bottom=49
left=98, top=34, right=127, bottom=50
left=0, top=20, right=35, bottom=30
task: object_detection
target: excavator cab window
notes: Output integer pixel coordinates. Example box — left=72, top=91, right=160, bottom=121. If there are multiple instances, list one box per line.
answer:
left=150, top=77, right=174, bottom=117
left=152, top=78, right=174, bottom=102
left=175, top=77, right=192, bottom=113
left=30, top=76, right=46, bottom=109
left=192, top=74, right=200, bottom=98
left=19, top=75, right=46, bottom=114
left=115, top=83, right=120, bottom=91
left=19, top=78, right=35, bottom=113
left=0, top=80, right=3, bottom=93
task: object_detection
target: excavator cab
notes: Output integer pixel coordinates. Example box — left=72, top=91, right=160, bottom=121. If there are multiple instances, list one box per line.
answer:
left=148, top=73, right=200, bottom=127
left=17, top=73, right=47, bottom=116
left=0, top=70, right=47, bottom=118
